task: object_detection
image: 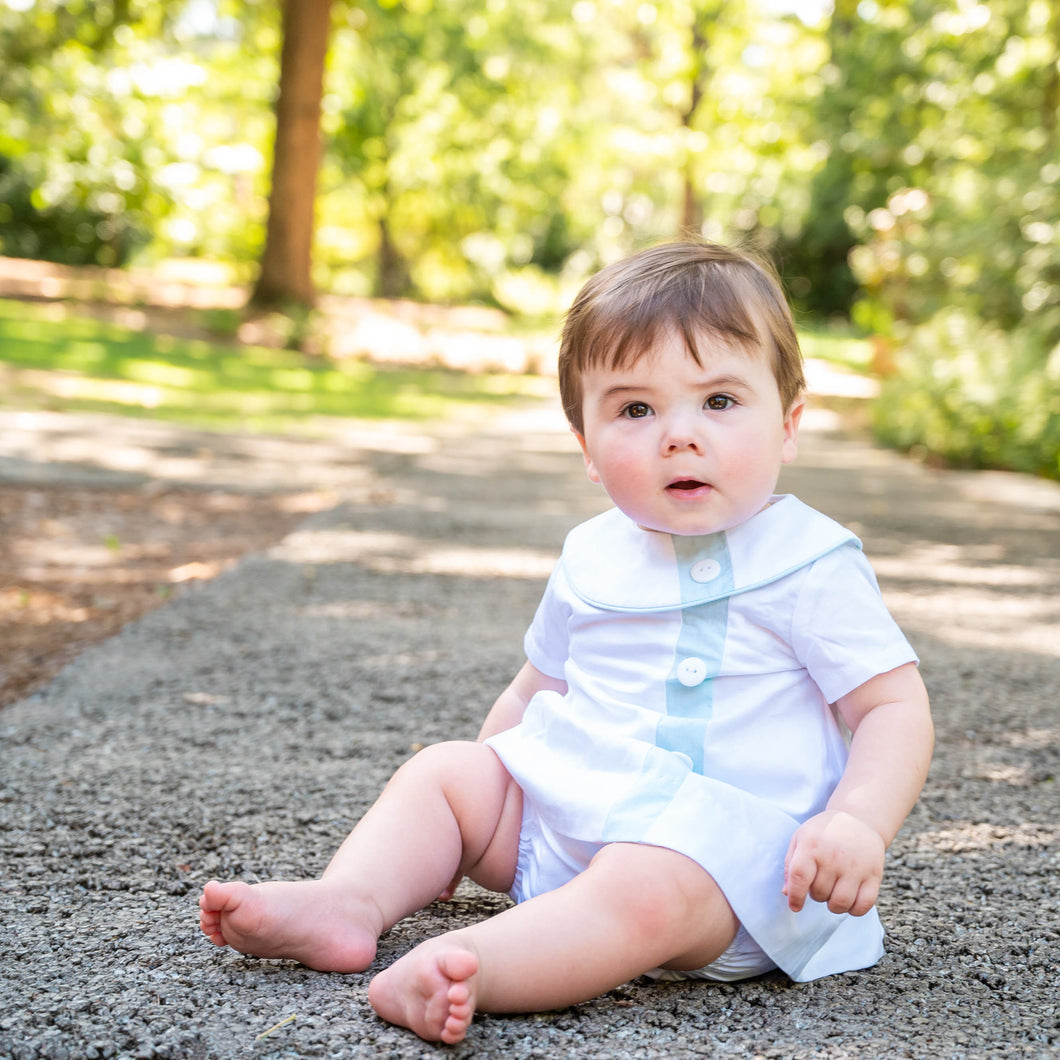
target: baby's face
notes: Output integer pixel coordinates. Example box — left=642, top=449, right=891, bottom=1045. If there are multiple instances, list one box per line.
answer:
left=572, top=329, right=803, bottom=536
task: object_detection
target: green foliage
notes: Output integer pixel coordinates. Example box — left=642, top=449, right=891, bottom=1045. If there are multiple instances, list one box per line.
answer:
left=0, top=0, right=833, bottom=304
left=0, top=155, right=149, bottom=265
left=816, top=0, right=1060, bottom=477
left=872, top=312, right=1060, bottom=479
left=0, top=299, right=544, bottom=431
left=797, top=325, right=873, bottom=371
left=837, top=0, right=1060, bottom=343
left=0, top=0, right=278, bottom=267
left=0, top=0, right=175, bottom=264
left=323, top=0, right=600, bottom=302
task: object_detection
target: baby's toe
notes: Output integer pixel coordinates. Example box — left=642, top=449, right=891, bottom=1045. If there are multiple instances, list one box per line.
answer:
left=441, top=1017, right=470, bottom=1045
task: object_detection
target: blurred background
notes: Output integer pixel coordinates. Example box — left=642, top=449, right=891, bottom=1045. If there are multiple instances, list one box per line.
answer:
left=0, top=0, right=1057, bottom=477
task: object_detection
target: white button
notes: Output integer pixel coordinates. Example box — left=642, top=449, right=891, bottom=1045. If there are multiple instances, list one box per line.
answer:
left=672, top=751, right=695, bottom=770
left=690, top=558, right=722, bottom=583
left=676, top=657, right=708, bottom=687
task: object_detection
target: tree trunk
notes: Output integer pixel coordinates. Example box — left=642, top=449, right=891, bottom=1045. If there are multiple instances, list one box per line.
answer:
left=377, top=212, right=410, bottom=298
left=251, top=0, right=333, bottom=309
left=1045, top=0, right=1059, bottom=139
left=680, top=13, right=711, bottom=234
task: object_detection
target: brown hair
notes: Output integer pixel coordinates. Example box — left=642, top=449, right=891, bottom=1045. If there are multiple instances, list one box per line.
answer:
left=558, top=240, right=805, bottom=433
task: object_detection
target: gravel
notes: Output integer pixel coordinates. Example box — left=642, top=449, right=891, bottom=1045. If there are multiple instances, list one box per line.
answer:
left=2, top=401, right=1058, bottom=1059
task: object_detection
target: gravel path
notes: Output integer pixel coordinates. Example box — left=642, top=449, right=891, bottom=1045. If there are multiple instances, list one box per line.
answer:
left=2, top=400, right=1058, bottom=1059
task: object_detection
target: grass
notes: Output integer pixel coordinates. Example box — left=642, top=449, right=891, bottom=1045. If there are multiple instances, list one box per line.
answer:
left=0, top=299, right=550, bottom=433
left=0, top=299, right=873, bottom=435
left=796, top=325, right=874, bottom=371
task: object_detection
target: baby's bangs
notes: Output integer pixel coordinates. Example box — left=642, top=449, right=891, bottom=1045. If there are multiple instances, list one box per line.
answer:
left=684, top=267, right=767, bottom=351
left=592, top=265, right=766, bottom=372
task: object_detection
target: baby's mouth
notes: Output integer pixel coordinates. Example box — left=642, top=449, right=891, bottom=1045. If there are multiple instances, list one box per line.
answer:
left=667, top=479, right=709, bottom=493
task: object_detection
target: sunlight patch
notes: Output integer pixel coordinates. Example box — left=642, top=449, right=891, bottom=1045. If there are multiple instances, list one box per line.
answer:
left=912, top=822, right=1057, bottom=854
left=276, top=527, right=556, bottom=579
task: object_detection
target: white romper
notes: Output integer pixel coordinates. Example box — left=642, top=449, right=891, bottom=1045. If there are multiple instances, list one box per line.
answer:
left=486, top=495, right=918, bottom=982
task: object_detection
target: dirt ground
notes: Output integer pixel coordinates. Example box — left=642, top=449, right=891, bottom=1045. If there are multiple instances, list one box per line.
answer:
left=0, top=483, right=323, bottom=708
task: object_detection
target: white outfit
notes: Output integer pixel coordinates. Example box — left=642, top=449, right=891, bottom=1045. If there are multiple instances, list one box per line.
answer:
left=486, top=495, right=918, bottom=983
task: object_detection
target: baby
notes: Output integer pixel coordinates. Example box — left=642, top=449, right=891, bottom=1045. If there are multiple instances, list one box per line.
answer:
left=199, top=239, right=933, bottom=1045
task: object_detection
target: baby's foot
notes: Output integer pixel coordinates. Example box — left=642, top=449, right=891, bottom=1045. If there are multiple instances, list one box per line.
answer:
left=368, top=938, right=480, bottom=1044
left=198, top=879, right=381, bottom=972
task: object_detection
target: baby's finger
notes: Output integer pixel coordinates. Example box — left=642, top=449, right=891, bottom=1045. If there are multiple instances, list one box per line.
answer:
left=847, top=876, right=881, bottom=918
left=808, top=865, right=840, bottom=907
left=824, top=876, right=860, bottom=915
left=783, top=848, right=818, bottom=911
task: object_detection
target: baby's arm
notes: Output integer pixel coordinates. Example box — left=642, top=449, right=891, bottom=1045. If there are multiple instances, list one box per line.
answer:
left=783, top=661, right=933, bottom=916
left=477, top=660, right=568, bottom=741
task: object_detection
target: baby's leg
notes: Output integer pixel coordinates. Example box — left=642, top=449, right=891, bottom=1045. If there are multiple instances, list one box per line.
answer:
left=198, top=741, right=523, bottom=972
left=368, top=841, right=738, bottom=1043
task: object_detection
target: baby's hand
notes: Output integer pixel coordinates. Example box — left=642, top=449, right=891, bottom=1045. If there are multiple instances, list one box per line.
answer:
left=783, top=810, right=886, bottom=917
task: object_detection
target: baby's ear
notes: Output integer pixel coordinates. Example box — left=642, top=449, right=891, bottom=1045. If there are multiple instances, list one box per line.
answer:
left=781, top=400, right=804, bottom=464
left=571, top=428, right=602, bottom=484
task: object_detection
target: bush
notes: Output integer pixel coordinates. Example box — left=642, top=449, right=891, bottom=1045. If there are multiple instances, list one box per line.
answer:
left=0, top=156, right=148, bottom=267
left=872, top=310, right=1060, bottom=480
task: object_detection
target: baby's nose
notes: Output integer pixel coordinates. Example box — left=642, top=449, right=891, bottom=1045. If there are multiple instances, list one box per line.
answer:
left=664, top=432, right=702, bottom=453
left=662, top=415, right=704, bottom=452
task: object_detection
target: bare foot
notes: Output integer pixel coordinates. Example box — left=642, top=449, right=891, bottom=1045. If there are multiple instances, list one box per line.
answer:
left=368, top=938, right=480, bottom=1044
left=198, top=878, right=382, bottom=972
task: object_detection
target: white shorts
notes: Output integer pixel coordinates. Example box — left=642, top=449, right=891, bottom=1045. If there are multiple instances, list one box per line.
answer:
left=509, top=798, right=777, bottom=983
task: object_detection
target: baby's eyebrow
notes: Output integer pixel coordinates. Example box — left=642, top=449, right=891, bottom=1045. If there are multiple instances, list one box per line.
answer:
left=599, top=384, right=648, bottom=400
left=598, top=374, right=753, bottom=401
left=696, top=373, right=755, bottom=392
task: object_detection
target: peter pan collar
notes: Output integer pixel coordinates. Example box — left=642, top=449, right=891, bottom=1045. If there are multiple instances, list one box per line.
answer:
left=561, top=495, right=861, bottom=612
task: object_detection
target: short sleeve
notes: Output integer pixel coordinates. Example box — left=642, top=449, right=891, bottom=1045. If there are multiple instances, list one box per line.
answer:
left=790, top=543, right=918, bottom=704
left=523, top=562, right=573, bottom=681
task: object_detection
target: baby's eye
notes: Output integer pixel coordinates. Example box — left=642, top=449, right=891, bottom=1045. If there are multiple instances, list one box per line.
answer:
left=705, top=394, right=736, bottom=411
left=621, top=402, right=653, bottom=419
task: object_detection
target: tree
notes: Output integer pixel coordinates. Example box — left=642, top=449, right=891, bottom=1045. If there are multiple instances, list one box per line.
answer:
left=326, top=0, right=602, bottom=302
left=0, top=0, right=175, bottom=266
left=252, top=0, right=333, bottom=308
left=823, top=0, right=1060, bottom=476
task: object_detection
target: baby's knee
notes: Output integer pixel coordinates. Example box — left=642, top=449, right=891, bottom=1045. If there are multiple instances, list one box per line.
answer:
left=410, top=739, right=477, bottom=763
left=402, top=740, right=507, bottom=788
left=588, top=843, right=732, bottom=934
left=410, top=739, right=493, bottom=771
